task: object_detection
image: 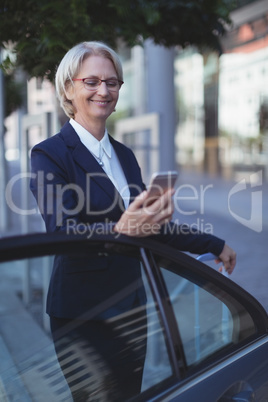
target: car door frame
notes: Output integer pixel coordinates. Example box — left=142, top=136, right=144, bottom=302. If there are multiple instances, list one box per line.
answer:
left=137, top=240, right=268, bottom=401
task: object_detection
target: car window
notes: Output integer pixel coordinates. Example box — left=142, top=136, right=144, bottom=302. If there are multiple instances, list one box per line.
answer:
left=0, top=249, right=175, bottom=401
left=153, top=255, right=256, bottom=369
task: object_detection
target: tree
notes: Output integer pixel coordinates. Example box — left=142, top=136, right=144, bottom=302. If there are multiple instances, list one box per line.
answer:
left=0, top=0, right=237, bottom=82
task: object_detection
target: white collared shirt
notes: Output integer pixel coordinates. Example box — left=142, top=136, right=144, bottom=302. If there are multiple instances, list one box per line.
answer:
left=69, top=119, right=130, bottom=208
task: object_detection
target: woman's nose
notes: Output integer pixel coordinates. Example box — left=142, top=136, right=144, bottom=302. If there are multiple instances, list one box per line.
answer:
left=97, top=81, right=109, bottom=95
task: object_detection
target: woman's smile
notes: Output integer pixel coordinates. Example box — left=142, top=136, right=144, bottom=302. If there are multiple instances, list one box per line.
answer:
left=90, top=99, right=111, bottom=105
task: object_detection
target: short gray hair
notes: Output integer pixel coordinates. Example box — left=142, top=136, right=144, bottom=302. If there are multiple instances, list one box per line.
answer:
left=55, top=41, right=123, bottom=118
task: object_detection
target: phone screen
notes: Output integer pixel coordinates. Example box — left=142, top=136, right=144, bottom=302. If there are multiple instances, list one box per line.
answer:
left=147, top=171, right=178, bottom=200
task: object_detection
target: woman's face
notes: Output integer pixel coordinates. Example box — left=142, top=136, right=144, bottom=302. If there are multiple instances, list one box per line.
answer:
left=67, top=55, right=119, bottom=127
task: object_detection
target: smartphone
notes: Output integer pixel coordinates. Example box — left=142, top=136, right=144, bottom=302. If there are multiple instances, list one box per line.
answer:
left=147, top=171, right=178, bottom=200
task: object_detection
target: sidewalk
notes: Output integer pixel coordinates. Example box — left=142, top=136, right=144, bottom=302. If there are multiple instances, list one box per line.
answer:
left=0, top=287, right=71, bottom=401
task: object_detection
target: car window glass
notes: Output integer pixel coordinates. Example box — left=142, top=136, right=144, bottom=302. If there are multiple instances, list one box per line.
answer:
left=154, top=257, right=256, bottom=368
left=141, top=269, right=173, bottom=390
left=0, top=251, right=174, bottom=401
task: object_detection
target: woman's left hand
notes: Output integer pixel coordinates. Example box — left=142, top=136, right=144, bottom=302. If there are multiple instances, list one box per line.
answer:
left=114, top=188, right=175, bottom=237
left=216, top=243, right=237, bottom=275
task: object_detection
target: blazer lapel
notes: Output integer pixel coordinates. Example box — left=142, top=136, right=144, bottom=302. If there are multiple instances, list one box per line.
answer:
left=60, top=122, right=124, bottom=207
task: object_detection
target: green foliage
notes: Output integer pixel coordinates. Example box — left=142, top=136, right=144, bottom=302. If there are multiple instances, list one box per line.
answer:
left=0, top=0, right=237, bottom=82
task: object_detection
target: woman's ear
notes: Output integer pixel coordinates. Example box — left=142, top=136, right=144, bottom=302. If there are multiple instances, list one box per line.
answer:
left=65, top=82, right=74, bottom=101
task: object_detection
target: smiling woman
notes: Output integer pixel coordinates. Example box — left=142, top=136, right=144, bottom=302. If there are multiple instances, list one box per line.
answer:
left=29, top=41, right=236, bottom=401
left=65, top=56, right=120, bottom=138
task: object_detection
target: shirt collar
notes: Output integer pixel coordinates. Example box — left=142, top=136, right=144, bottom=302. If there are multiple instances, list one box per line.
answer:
left=70, top=119, right=112, bottom=159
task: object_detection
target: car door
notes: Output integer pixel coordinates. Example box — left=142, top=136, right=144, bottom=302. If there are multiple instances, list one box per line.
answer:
left=0, top=231, right=267, bottom=401
left=141, top=245, right=268, bottom=401
left=0, top=232, right=184, bottom=401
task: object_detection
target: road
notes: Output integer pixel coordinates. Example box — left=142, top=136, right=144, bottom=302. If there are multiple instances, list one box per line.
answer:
left=174, top=169, right=268, bottom=312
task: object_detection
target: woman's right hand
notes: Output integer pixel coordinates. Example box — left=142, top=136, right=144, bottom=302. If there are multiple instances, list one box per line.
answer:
left=114, top=188, right=175, bottom=237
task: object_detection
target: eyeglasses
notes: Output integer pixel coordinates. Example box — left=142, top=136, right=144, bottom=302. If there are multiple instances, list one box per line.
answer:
left=73, top=77, right=124, bottom=92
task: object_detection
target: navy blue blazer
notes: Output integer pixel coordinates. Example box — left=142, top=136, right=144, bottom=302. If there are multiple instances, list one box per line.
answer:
left=30, top=122, right=224, bottom=319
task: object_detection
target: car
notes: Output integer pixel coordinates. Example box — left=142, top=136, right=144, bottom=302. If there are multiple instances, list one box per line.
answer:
left=0, top=225, right=267, bottom=401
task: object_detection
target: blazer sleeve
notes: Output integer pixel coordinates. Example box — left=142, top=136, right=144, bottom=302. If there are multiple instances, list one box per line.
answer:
left=153, top=221, right=225, bottom=257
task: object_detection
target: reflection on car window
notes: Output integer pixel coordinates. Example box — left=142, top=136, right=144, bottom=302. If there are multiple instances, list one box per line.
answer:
left=161, top=269, right=233, bottom=366
left=0, top=250, right=174, bottom=401
left=155, top=258, right=256, bottom=368
left=141, top=269, right=173, bottom=390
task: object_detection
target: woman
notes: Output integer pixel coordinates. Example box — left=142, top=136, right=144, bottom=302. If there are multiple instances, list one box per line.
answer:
left=30, top=41, right=236, bottom=401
